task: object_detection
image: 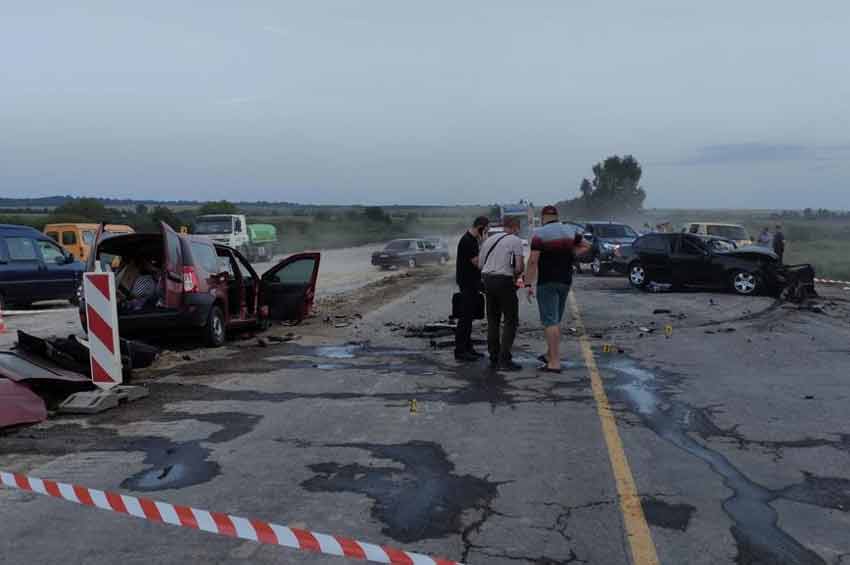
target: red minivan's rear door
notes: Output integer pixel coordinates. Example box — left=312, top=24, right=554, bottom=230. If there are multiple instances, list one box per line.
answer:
left=161, top=222, right=184, bottom=308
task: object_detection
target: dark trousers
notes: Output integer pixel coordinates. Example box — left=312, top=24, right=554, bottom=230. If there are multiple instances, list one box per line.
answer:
left=455, top=287, right=479, bottom=354
left=483, top=275, right=519, bottom=363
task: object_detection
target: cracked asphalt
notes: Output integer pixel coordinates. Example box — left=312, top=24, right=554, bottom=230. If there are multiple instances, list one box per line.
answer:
left=1, top=267, right=850, bottom=564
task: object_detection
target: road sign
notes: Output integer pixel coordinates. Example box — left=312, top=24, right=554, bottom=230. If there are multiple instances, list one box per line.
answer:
left=83, top=266, right=122, bottom=390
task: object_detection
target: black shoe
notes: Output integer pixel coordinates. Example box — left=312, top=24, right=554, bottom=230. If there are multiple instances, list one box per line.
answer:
left=498, top=360, right=523, bottom=372
left=454, top=352, right=479, bottom=362
left=468, top=349, right=485, bottom=358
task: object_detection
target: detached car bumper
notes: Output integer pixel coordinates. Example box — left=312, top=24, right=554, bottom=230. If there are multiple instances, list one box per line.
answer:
left=772, top=263, right=817, bottom=301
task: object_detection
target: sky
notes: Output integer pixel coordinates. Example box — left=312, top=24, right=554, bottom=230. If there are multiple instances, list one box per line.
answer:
left=1, top=1, right=848, bottom=209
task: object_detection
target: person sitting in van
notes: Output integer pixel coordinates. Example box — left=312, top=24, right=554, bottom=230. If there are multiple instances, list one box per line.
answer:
left=118, top=257, right=161, bottom=311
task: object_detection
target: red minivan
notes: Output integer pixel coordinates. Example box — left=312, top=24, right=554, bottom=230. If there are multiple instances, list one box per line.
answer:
left=80, top=223, right=320, bottom=346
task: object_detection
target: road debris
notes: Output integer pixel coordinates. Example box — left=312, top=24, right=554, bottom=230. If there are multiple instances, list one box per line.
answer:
left=653, top=309, right=672, bottom=315
left=58, top=385, right=149, bottom=414
left=266, top=333, right=297, bottom=343
left=15, top=331, right=159, bottom=378
left=405, top=322, right=456, bottom=339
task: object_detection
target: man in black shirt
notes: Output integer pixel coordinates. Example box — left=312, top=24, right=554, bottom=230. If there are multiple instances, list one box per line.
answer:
left=455, top=216, right=489, bottom=361
left=773, top=224, right=785, bottom=264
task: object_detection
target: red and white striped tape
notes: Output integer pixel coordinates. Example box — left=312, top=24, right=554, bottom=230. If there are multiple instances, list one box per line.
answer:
left=814, top=278, right=850, bottom=286
left=83, top=270, right=123, bottom=389
left=0, top=471, right=461, bottom=565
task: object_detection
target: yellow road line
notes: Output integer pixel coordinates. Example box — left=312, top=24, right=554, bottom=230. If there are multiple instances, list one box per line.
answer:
left=569, top=292, right=660, bottom=565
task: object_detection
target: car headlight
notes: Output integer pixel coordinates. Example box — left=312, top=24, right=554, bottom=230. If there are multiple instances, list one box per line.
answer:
left=601, top=242, right=619, bottom=251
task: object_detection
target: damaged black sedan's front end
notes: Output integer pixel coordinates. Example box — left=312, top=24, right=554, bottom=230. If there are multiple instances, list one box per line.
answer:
left=627, top=233, right=817, bottom=300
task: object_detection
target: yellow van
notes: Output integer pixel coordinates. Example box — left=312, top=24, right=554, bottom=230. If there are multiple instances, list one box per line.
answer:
left=43, top=223, right=135, bottom=261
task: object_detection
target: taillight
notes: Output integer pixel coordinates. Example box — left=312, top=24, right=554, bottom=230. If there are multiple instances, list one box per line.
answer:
left=183, top=266, right=200, bottom=293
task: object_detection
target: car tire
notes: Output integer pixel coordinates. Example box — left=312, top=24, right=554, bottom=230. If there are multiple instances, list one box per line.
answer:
left=407, top=258, right=417, bottom=269
left=204, top=306, right=227, bottom=347
left=629, top=263, right=649, bottom=289
left=591, top=257, right=609, bottom=277
left=730, top=270, right=760, bottom=296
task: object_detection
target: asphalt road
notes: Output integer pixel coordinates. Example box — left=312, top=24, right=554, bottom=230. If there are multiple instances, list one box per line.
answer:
left=1, top=267, right=849, bottom=565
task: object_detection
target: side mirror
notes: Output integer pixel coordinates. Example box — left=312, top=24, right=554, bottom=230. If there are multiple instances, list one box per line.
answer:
left=66, top=253, right=76, bottom=263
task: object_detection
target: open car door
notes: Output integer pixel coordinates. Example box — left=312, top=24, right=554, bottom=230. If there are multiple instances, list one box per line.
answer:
left=260, top=253, right=321, bottom=322
left=161, top=222, right=184, bottom=308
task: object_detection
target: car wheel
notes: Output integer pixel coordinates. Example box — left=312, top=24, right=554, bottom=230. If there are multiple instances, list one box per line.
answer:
left=205, top=306, right=227, bottom=347
left=629, top=263, right=648, bottom=288
left=407, top=258, right=417, bottom=269
left=731, top=270, right=759, bottom=296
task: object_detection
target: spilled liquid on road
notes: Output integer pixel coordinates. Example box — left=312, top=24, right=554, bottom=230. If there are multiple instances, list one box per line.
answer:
left=602, top=357, right=850, bottom=565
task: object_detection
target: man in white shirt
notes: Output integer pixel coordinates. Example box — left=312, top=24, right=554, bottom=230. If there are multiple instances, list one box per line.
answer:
left=479, top=216, right=525, bottom=371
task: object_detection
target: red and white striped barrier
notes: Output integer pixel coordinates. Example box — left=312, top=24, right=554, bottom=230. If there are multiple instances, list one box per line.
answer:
left=83, top=268, right=122, bottom=390
left=814, top=278, right=850, bottom=287
left=0, top=471, right=461, bottom=565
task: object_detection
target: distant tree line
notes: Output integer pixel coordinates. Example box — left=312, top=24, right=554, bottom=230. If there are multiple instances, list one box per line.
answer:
left=774, top=209, right=850, bottom=220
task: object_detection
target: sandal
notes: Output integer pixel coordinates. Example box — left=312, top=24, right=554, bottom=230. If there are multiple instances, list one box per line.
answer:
left=538, top=365, right=562, bottom=374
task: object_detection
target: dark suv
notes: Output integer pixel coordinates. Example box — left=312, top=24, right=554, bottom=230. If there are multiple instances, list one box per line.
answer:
left=574, top=222, right=639, bottom=276
left=81, top=223, right=321, bottom=346
left=0, top=224, right=84, bottom=311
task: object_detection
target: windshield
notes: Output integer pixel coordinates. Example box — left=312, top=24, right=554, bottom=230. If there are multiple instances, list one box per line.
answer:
left=595, top=225, right=637, bottom=238
left=707, top=225, right=749, bottom=240
left=195, top=220, right=233, bottom=235
left=385, top=240, right=411, bottom=251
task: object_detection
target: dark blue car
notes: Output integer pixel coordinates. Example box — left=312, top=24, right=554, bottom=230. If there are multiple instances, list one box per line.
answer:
left=0, top=224, right=84, bottom=310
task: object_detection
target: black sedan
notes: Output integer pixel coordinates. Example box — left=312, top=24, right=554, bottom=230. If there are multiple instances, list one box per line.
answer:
left=626, top=233, right=815, bottom=297
left=371, top=239, right=449, bottom=269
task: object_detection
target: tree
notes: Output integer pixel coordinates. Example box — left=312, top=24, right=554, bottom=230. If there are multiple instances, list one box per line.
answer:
left=363, top=206, right=391, bottom=224
left=198, top=200, right=239, bottom=215
left=314, top=210, right=331, bottom=222
left=556, top=155, right=647, bottom=217
left=588, top=155, right=646, bottom=213
left=150, top=205, right=179, bottom=229
left=49, top=198, right=110, bottom=223
left=135, top=203, right=149, bottom=216
left=579, top=178, right=593, bottom=200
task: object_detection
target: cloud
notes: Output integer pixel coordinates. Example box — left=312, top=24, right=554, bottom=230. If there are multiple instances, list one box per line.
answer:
left=662, top=142, right=850, bottom=167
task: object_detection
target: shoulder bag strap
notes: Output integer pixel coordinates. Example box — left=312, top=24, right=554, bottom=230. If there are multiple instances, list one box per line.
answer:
left=482, top=234, right=511, bottom=271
